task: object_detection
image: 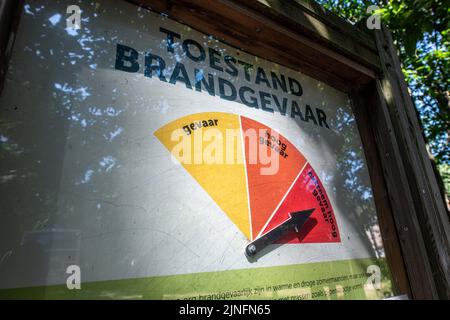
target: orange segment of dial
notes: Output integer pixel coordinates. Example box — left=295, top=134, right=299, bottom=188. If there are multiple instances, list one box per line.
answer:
left=240, top=116, right=307, bottom=238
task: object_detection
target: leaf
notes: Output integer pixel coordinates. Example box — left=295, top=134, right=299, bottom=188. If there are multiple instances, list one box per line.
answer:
left=404, top=32, right=419, bottom=56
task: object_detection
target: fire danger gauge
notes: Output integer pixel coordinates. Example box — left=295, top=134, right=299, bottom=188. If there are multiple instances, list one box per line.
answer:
left=155, top=112, right=340, bottom=257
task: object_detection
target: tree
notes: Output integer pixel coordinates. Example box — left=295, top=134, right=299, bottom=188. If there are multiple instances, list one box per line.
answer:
left=317, top=0, right=450, bottom=198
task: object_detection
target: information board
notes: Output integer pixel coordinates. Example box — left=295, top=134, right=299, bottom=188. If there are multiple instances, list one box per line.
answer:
left=0, top=0, right=394, bottom=299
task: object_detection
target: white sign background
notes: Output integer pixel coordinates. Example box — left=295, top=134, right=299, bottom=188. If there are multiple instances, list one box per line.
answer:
left=0, top=0, right=386, bottom=289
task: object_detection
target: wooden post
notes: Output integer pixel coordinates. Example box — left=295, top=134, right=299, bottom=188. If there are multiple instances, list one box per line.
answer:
left=371, top=24, right=450, bottom=299
left=0, top=0, right=22, bottom=93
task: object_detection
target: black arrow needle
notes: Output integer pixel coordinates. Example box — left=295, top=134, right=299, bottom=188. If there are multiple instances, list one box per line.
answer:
left=245, top=208, right=314, bottom=258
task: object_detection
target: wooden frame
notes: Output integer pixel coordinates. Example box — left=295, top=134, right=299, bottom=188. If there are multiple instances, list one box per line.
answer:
left=125, top=0, right=450, bottom=299
left=0, top=0, right=22, bottom=93
left=1, top=0, right=449, bottom=299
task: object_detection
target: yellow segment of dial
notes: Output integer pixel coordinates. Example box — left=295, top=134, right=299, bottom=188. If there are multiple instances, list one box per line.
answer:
left=154, top=112, right=251, bottom=239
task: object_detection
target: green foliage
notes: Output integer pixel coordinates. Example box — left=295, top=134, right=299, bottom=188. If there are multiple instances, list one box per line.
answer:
left=317, top=0, right=449, bottom=198
left=439, top=163, right=450, bottom=195
left=317, top=0, right=449, bottom=166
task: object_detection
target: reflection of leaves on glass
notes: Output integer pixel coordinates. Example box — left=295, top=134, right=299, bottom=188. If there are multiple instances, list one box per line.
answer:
left=76, top=156, right=117, bottom=185
left=334, top=106, right=384, bottom=258
left=0, top=0, right=133, bottom=230
left=0, top=0, right=391, bottom=291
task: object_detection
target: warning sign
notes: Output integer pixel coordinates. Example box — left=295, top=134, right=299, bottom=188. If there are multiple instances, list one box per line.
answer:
left=154, top=112, right=340, bottom=244
left=0, top=0, right=394, bottom=300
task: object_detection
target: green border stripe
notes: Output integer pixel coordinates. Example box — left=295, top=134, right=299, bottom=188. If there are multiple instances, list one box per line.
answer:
left=0, top=258, right=393, bottom=300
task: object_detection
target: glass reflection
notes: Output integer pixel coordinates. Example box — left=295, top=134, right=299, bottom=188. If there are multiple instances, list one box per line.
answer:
left=0, top=0, right=392, bottom=299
